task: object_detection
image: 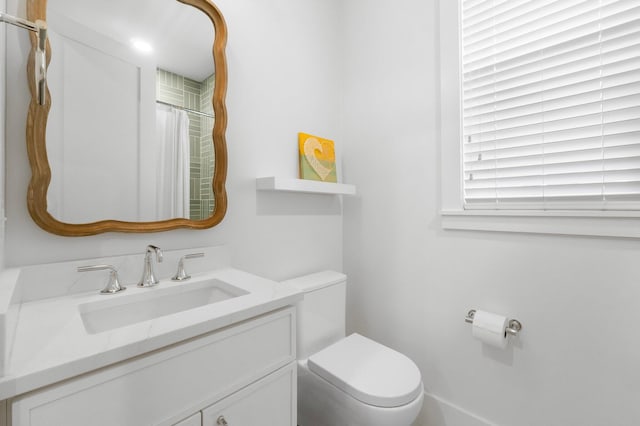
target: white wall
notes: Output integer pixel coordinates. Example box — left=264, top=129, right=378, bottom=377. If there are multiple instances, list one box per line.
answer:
left=4, top=0, right=343, bottom=281
left=341, top=0, right=640, bottom=425
left=0, top=0, right=6, bottom=270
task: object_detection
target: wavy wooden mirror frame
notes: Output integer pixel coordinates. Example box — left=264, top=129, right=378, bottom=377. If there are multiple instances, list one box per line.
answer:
left=25, top=0, right=228, bottom=236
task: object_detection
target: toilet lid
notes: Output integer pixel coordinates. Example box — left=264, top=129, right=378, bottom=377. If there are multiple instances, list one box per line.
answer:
left=307, top=333, right=423, bottom=408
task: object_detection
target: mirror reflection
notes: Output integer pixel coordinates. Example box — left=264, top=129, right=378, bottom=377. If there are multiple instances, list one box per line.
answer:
left=45, top=0, right=216, bottom=224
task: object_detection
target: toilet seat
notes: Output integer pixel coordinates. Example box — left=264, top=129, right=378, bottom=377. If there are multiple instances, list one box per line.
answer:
left=307, top=333, right=423, bottom=408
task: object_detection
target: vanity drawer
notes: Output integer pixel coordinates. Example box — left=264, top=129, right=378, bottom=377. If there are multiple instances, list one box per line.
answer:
left=11, top=307, right=295, bottom=426
left=201, top=362, right=296, bottom=426
left=172, top=412, right=201, bottom=426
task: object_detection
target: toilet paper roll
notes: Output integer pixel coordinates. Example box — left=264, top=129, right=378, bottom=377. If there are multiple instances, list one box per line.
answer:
left=471, top=310, right=509, bottom=349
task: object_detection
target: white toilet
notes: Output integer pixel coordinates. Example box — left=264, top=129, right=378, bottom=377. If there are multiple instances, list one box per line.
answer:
left=283, top=271, right=424, bottom=426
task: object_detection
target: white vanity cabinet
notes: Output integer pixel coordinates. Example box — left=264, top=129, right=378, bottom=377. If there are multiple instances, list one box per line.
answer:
left=10, top=307, right=297, bottom=426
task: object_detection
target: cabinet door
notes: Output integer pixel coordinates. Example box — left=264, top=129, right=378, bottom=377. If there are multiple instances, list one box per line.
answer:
left=173, top=412, right=201, bottom=426
left=202, top=363, right=296, bottom=426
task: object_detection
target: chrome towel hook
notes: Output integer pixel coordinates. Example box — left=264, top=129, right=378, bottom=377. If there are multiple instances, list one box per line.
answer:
left=0, top=13, right=48, bottom=105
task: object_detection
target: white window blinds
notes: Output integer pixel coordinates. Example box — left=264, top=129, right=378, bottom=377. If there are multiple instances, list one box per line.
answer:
left=460, top=0, right=640, bottom=210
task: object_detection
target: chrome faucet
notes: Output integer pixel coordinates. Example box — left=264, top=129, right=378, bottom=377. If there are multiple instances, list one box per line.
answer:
left=138, top=245, right=163, bottom=287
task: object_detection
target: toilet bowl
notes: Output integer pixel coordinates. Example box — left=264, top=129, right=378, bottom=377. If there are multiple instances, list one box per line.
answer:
left=283, top=271, right=424, bottom=426
left=298, top=333, right=424, bottom=426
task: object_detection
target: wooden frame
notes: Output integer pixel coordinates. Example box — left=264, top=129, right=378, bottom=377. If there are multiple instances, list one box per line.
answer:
left=25, top=0, right=228, bottom=236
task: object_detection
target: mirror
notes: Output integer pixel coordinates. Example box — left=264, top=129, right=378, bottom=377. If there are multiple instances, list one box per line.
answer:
left=26, top=0, right=228, bottom=236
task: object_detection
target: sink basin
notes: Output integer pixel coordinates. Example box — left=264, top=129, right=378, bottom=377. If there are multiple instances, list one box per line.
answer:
left=78, top=279, right=249, bottom=334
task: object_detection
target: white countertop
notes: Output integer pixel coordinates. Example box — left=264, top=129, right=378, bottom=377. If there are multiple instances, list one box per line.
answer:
left=0, top=267, right=302, bottom=400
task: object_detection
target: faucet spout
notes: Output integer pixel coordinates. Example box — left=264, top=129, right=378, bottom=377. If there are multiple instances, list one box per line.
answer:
left=138, top=245, right=163, bottom=287
left=147, top=245, right=163, bottom=262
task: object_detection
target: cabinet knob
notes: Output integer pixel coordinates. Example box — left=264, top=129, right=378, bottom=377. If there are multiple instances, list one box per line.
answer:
left=217, top=415, right=228, bottom=425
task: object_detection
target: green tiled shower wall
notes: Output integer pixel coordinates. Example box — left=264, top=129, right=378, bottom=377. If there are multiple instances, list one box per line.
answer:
left=156, top=69, right=216, bottom=220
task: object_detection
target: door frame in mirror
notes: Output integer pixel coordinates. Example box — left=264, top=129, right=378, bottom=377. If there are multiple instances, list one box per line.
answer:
left=25, top=0, right=228, bottom=236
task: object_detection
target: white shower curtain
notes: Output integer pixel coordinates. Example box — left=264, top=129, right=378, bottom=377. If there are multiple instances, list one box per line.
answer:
left=155, top=105, right=190, bottom=219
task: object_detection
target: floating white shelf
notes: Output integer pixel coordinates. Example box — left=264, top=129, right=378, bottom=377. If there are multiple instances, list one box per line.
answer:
left=256, top=177, right=356, bottom=195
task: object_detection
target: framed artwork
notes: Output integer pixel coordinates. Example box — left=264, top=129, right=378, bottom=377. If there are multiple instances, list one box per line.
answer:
left=298, top=132, right=337, bottom=183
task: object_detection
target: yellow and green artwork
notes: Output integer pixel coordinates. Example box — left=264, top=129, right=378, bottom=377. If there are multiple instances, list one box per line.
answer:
left=298, top=132, right=337, bottom=183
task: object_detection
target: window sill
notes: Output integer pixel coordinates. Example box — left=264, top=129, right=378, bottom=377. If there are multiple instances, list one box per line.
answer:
left=440, top=209, right=640, bottom=238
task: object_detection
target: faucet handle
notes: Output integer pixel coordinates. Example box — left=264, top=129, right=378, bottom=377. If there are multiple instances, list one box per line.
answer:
left=77, top=264, right=126, bottom=295
left=172, top=253, right=205, bottom=281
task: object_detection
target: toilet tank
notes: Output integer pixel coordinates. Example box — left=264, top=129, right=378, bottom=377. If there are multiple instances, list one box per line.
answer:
left=282, top=271, right=346, bottom=359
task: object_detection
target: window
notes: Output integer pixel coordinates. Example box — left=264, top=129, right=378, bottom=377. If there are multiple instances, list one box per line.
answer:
left=439, top=0, right=640, bottom=237
left=460, top=0, right=640, bottom=211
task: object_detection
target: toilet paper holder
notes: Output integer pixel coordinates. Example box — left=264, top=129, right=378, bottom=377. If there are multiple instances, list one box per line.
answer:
left=464, top=309, right=522, bottom=336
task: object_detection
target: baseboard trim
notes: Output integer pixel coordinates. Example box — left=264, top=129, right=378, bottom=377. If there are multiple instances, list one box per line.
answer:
left=419, top=392, right=496, bottom=426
